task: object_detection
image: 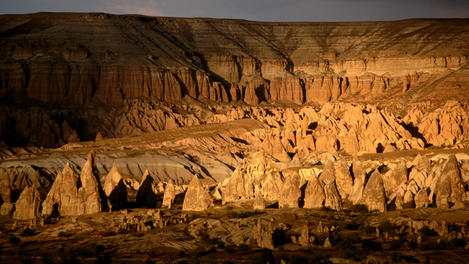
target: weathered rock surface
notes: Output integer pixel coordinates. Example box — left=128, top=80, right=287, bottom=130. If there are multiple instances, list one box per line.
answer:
left=103, top=166, right=127, bottom=211
left=1, top=13, right=468, bottom=147
left=41, top=151, right=104, bottom=216
left=12, top=186, right=41, bottom=220
left=219, top=150, right=469, bottom=211
left=136, top=170, right=158, bottom=208
left=162, top=179, right=176, bottom=209
left=182, top=175, right=212, bottom=211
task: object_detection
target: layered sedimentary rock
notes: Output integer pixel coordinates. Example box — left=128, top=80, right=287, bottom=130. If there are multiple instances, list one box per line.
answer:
left=1, top=13, right=468, bottom=147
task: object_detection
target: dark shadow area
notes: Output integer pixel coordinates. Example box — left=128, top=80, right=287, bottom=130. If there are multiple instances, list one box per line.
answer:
left=136, top=176, right=158, bottom=208
left=230, top=137, right=248, bottom=145
left=109, top=179, right=128, bottom=211
left=377, top=164, right=389, bottom=174
left=401, top=121, right=430, bottom=147
left=50, top=203, right=60, bottom=219
left=272, top=228, right=290, bottom=248
left=173, top=192, right=186, bottom=209
left=298, top=184, right=306, bottom=208
left=266, top=201, right=279, bottom=209
left=255, top=85, right=267, bottom=104
left=376, top=143, right=384, bottom=153
left=349, top=163, right=355, bottom=183
left=308, top=122, right=318, bottom=130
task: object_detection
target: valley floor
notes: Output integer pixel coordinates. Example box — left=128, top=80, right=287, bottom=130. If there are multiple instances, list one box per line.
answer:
left=1, top=208, right=469, bottom=263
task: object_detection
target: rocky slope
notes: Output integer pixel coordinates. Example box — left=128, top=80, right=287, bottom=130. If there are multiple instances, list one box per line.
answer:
left=0, top=13, right=468, bottom=218
left=1, top=13, right=469, bottom=146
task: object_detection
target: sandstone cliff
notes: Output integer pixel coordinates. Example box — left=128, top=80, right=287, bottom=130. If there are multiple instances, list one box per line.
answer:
left=1, top=14, right=468, bottom=147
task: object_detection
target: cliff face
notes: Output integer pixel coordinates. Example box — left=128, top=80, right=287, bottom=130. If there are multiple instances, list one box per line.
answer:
left=1, top=13, right=468, bottom=146
left=1, top=13, right=468, bottom=106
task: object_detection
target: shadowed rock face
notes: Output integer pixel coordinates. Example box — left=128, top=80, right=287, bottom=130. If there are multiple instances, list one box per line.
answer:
left=1, top=13, right=469, bottom=147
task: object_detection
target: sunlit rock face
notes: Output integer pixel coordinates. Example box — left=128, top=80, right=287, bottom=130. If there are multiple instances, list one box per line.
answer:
left=218, top=152, right=469, bottom=212
left=182, top=175, right=212, bottom=211
left=41, top=151, right=104, bottom=216
left=0, top=13, right=468, bottom=217
left=13, top=186, right=41, bottom=220
left=1, top=13, right=469, bottom=147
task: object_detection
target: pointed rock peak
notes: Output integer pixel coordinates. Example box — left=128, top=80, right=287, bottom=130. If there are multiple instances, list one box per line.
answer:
left=80, top=150, right=100, bottom=189
left=62, top=162, right=76, bottom=178
left=141, top=169, right=151, bottom=185
left=167, top=178, right=175, bottom=186
left=188, top=174, right=201, bottom=187
left=443, top=155, right=459, bottom=172
left=13, top=186, right=41, bottom=220
left=104, top=166, right=123, bottom=196
left=107, top=166, right=122, bottom=181
left=87, top=150, right=97, bottom=168
left=162, top=179, right=177, bottom=209
left=320, top=159, right=336, bottom=184
left=182, top=174, right=212, bottom=211
left=95, top=131, right=104, bottom=141
left=61, top=162, right=78, bottom=185
left=63, top=162, right=73, bottom=173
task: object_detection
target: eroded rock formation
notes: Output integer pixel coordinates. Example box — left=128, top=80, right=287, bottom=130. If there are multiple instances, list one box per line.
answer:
left=182, top=175, right=212, bottom=211
left=13, top=186, right=41, bottom=220
left=42, top=151, right=104, bottom=216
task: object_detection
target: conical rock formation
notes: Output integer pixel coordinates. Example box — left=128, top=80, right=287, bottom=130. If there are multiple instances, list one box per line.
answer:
left=162, top=179, right=176, bottom=209
left=103, top=166, right=127, bottom=211
left=13, top=186, right=41, bottom=220
left=42, top=151, right=104, bottom=216
left=136, top=170, right=158, bottom=208
left=182, top=175, right=213, bottom=211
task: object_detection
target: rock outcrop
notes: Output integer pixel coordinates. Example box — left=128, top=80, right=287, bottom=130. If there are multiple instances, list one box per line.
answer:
left=434, top=155, right=464, bottom=208
left=136, top=170, right=158, bottom=208
left=219, top=150, right=469, bottom=211
left=12, top=186, right=41, bottom=220
left=1, top=13, right=468, bottom=147
left=182, top=175, right=213, bottom=211
left=162, top=179, right=176, bottom=209
left=360, top=171, right=387, bottom=212
left=42, top=151, right=104, bottom=216
left=103, top=166, right=127, bottom=211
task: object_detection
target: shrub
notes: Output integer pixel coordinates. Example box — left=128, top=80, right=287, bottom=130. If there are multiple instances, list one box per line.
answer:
left=58, top=231, right=71, bottom=238
left=360, top=225, right=376, bottom=236
left=313, top=232, right=328, bottom=246
left=390, top=238, right=405, bottom=250
left=9, top=236, right=21, bottom=244
left=21, top=228, right=36, bottom=237
left=361, top=239, right=382, bottom=252
left=101, top=231, right=116, bottom=237
left=449, top=238, right=466, bottom=248
left=419, top=226, right=438, bottom=237
left=335, top=233, right=361, bottom=249
left=259, top=249, right=274, bottom=264
left=378, top=221, right=397, bottom=234
left=352, top=204, right=369, bottom=213
left=272, top=228, right=290, bottom=247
